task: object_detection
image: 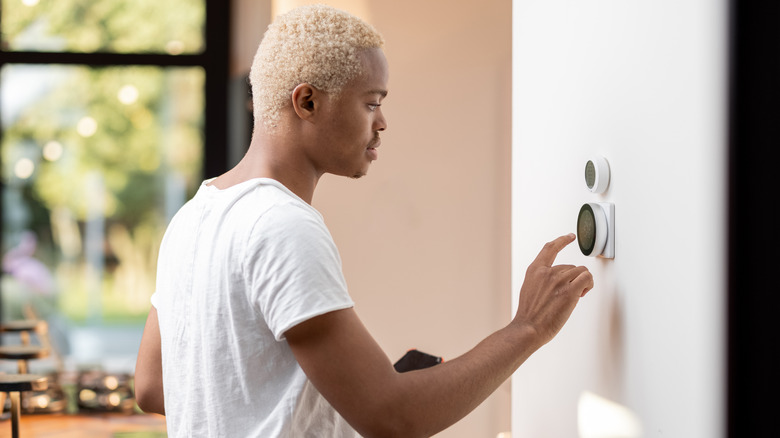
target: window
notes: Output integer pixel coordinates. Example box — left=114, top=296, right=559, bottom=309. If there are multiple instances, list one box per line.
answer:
left=0, top=0, right=227, bottom=369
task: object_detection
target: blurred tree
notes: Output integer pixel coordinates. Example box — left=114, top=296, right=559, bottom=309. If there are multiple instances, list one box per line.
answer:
left=0, top=0, right=206, bottom=323
left=3, top=66, right=203, bottom=224
left=1, top=0, right=204, bottom=54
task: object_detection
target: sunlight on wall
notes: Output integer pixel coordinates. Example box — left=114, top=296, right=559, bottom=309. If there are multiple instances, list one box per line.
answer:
left=272, top=0, right=371, bottom=21
left=578, top=391, right=642, bottom=438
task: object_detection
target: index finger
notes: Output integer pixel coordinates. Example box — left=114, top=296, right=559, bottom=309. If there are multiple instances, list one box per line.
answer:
left=532, top=233, right=576, bottom=267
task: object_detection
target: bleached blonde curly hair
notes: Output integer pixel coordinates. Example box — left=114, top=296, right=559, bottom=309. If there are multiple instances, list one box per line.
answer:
left=249, top=4, right=385, bottom=129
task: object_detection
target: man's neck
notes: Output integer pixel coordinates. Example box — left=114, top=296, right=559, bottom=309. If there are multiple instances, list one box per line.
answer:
left=208, top=130, right=321, bottom=204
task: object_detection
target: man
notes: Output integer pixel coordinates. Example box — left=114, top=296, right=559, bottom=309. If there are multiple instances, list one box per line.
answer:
left=134, top=5, right=593, bottom=437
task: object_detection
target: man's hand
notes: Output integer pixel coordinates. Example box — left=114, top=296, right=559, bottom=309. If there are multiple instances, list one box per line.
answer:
left=513, top=234, right=594, bottom=347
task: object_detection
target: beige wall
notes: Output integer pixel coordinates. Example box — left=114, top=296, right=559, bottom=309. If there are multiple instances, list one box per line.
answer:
left=231, top=2, right=512, bottom=437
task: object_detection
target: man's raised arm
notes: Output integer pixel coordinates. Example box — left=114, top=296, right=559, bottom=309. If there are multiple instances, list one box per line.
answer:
left=286, top=233, right=593, bottom=438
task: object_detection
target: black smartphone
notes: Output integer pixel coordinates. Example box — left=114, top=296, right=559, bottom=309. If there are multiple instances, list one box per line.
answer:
left=393, top=349, right=443, bottom=373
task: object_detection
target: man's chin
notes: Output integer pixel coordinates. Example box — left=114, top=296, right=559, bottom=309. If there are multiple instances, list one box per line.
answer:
left=350, top=165, right=371, bottom=179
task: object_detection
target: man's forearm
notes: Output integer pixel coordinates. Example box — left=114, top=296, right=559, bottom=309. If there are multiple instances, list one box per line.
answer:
left=374, top=323, right=540, bottom=437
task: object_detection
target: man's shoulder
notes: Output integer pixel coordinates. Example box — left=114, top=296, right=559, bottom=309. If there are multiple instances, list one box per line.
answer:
left=224, top=187, right=324, bottom=245
left=244, top=192, right=339, bottom=266
left=199, top=179, right=317, bottom=226
left=253, top=198, right=327, bottom=238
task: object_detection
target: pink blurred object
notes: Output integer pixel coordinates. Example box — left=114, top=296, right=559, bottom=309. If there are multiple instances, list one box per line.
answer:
left=3, top=231, right=55, bottom=296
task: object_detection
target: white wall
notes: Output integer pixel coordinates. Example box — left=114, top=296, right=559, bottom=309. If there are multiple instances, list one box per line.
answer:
left=511, top=1, right=728, bottom=437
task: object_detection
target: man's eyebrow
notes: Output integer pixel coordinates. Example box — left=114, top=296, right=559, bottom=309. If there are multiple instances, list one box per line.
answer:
left=366, top=89, right=388, bottom=98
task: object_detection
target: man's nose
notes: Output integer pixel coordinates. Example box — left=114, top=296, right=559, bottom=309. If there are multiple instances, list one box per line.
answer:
left=375, top=110, right=387, bottom=131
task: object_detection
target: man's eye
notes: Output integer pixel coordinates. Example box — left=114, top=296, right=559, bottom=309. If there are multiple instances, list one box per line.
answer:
left=368, top=104, right=380, bottom=111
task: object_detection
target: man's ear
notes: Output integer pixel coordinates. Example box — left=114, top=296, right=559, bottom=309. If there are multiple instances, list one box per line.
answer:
left=291, top=83, right=318, bottom=122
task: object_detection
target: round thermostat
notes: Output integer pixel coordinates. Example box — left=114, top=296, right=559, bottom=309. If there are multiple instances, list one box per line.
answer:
left=577, top=202, right=615, bottom=258
left=584, top=156, right=610, bottom=194
left=577, top=204, right=606, bottom=256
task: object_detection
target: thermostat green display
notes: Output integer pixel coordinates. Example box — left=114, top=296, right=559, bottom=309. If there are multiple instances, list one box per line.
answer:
left=585, top=156, right=610, bottom=193
left=585, top=161, right=597, bottom=189
left=577, top=202, right=614, bottom=258
left=577, top=205, right=598, bottom=255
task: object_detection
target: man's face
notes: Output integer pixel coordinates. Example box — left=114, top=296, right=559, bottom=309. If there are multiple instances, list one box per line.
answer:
left=315, top=48, right=389, bottom=179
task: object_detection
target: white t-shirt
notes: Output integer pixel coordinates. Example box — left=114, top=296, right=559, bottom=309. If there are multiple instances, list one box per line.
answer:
left=151, top=178, right=358, bottom=437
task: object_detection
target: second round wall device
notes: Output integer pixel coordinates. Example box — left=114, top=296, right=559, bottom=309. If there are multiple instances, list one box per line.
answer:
left=584, top=156, right=610, bottom=194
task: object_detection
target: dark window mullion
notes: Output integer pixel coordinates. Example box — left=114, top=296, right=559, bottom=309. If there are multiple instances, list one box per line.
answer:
left=202, top=0, right=230, bottom=178
left=0, top=51, right=207, bottom=67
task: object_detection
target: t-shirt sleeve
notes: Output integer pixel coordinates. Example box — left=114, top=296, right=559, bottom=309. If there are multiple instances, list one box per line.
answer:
left=245, top=203, right=354, bottom=341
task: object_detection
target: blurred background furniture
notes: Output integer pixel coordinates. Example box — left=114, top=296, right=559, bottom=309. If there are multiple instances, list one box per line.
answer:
left=0, top=373, right=48, bottom=438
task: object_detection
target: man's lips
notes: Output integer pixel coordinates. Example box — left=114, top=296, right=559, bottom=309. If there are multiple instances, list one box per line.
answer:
left=367, top=139, right=380, bottom=160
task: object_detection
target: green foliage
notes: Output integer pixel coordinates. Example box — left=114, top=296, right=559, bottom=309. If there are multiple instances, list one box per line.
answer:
left=2, top=65, right=204, bottom=323
left=1, top=0, right=205, bottom=54
left=3, top=66, right=204, bottom=224
left=0, top=1, right=206, bottom=324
